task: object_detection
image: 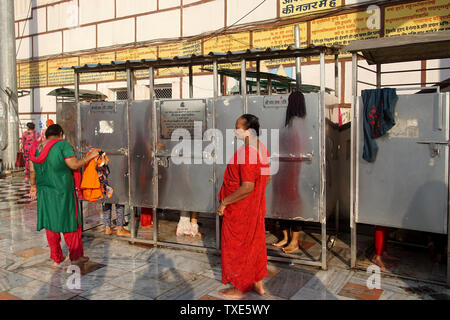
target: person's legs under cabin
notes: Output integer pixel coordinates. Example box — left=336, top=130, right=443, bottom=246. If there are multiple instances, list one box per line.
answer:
left=115, top=204, right=131, bottom=237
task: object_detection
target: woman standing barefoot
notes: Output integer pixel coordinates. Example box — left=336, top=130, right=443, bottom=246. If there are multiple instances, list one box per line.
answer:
left=217, top=114, right=271, bottom=299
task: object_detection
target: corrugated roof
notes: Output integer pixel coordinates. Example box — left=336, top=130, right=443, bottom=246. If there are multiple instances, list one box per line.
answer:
left=60, top=46, right=341, bottom=73
left=343, top=30, right=450, bottom=65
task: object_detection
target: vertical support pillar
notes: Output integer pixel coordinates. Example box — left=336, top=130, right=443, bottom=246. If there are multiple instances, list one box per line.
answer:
left=74, top=72, right=84, bottom=230
left=376, top=64, right=381, bottom=88
left=213, top=60, right=220, bottom=251
left=268, top=77, right=272, bottom=96
left=220, top=74, right=225, bottom=96
left=335, top=54, right=339, bottom=99
left=241, top=59, right=248, bottom=113
left=189, top=65, right=194, bottom=99
left=294, top=25, right=302, bottom=91
left=320, top=52, right=327, bottom=271
left=256, top=60, right=261, bottom=95
left=350, top=53, right=358, bottom=268
left=149, top=67, right=158, bottom=245
left=126, top=68, right=135, bottom=240
left=447, top=92, right=450, bottom=288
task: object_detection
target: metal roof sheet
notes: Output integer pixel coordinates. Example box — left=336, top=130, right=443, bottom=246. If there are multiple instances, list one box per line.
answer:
left=59, top=46, right=341, bottom=73
left=343, top=30, right=450, bottom=65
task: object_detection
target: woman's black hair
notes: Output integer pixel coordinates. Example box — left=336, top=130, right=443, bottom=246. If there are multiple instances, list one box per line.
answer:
left=45, top=124, right=64, bottom=139
left=286, top=91, right=307, bottom=126
left=26, top=122, right=35, bottom=130
left=240, top=114, right=260, bottom=136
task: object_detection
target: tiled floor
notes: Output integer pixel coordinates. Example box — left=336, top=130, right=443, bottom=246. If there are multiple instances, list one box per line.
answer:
left=0, top=175, right=449, bottom=300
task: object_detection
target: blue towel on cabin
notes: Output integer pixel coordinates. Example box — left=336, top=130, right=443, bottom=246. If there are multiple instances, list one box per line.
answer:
left=362, top=88, right=398, bottom=162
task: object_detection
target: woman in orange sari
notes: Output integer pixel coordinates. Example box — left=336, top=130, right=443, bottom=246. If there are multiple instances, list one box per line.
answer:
left=217, top=114, right=271, bottom=299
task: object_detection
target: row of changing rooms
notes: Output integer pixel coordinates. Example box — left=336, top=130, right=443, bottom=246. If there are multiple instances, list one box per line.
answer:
left=62, top=91, right=449, bottom=238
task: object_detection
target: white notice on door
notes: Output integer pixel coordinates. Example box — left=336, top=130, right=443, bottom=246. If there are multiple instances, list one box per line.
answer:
left=389, top=118, right=419, bottom=138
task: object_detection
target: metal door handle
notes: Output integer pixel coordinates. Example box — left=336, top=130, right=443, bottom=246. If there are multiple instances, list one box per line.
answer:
left=271, top=152, right=314, bottom=162
left=417, top=141, right=448, bottom=158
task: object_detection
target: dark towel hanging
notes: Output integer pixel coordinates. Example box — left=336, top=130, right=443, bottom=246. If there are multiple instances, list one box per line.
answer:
left=285, top=91, right=307, bottom=126
left=362, top=88, right=398, bottom=162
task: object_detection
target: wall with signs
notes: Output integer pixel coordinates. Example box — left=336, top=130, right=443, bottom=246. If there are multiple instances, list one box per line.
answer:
left=14, top=0, right=450, bottom=119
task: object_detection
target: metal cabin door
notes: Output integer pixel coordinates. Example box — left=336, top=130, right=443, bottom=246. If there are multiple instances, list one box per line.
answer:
left=247, top=94, right=321, bottom=222
left=155, top=99, right=214, bottom=213
left=215, top=96, right=246, bottom=201
left=80, top=101, right=129, bottom=205
left=357, top=93, right=449, bottom=234
left=129, top=100, right=156, bottom=208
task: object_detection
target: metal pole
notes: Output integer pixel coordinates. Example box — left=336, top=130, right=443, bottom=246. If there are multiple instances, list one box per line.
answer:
left=189, top=65, right=194, bottom=98
left=241, top=59, right=248, bottom=113
left=149, top=67, right=158, bottom=244
left=335, top=54, right=339, bottom=99
left=75, top=73, right=81, bottom=154
left=319, top=51, right=327, bottom=270
left=126, top=68, right=135, bottom=240
left=350, top=53, right=358, bottom=268
left=0, top=0, right=19, bottom=169
left=376, top=64, right=381, bottom=88
left=447, top=92, right=450, bottom=288
left=213, top=60, right=220, bottom=250
left=256, top=60, right=261, bottom=95
left=268, top=77, right=272, bottom=96
left=74, top=72, right=84, bottom=230
left=294, top=25, right=302, bottom=91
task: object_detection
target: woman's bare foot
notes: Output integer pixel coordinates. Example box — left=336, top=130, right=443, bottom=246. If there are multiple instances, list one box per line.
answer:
left=71, top=256, right=89, bottom=265
left=253, top=281, right=265, bottom=296
left=371, top=255, right=394, bottom=271
left=283, top=243, right=300, bottom=254
left=272, top=239, right=288, bottom=248
left=219, top=288, right=246, bottom=300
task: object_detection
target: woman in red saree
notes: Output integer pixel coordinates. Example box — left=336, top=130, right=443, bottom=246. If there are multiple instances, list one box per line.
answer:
left=217, top=114, right=271, bottom=299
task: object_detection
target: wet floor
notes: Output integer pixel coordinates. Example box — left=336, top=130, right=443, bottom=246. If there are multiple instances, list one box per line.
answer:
left=0, top=176, right=449, bottom=300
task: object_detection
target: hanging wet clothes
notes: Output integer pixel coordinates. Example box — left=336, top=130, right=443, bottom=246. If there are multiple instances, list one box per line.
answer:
left=362, top=88, right=398, bottom=162
left=80, top=149, right=113, bottom=202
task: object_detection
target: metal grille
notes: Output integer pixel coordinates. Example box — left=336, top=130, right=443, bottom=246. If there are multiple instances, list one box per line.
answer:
left=116, top=89, right=128, bottom=101
left=155, top=85, right=172, bottom=99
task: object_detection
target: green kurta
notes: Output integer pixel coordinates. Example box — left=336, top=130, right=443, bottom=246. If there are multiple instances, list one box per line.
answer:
left=34, top=140, right=81, bottom=233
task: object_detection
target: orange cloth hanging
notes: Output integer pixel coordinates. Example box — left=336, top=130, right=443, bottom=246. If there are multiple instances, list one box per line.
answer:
left=80, top=149, right=112, bottom=202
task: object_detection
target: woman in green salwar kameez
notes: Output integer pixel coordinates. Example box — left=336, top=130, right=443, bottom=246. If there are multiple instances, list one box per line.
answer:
left=30, top=124, right=99, bottom=266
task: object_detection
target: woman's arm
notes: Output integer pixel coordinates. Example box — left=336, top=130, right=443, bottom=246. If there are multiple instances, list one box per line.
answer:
left=65, top=150, right=99, bottom=170
left=29, top=162, right=37, bottom=200
left=216, top=181, right=255, bottom=216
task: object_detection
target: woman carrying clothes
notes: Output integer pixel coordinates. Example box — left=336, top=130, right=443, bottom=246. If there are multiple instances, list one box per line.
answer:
left=217, top=114, right=271, bottom=299
left=21, top=122, right=40, bottom=181
left=29, top=124, right=99, bottom=267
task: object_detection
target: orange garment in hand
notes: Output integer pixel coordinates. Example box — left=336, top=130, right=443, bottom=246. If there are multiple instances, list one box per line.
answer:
left=80, top=149, right=103, bottom=202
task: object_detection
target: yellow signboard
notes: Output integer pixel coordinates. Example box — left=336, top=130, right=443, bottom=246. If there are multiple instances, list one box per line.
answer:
left=204, top=32, right=251, bottom=53
left=116, top=47, right=157, bottom=80
left=253, top=23, right=307, bottom=66
left=204, top=32, right=251, bottom=70
left=182, top=40, right=202, bottom=56
left=80, top=52, right=115, bottom=83
left=48, top=57, right=78, bottom=86
left=280, top=0, right=342, bottom=18
left=19, top=61, right=47, bottom=88
left=385, top=0, right=450, bottom=37
left=158, top=42, right=184, bottom=76
left=311, top=12, right=380, bottom=47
